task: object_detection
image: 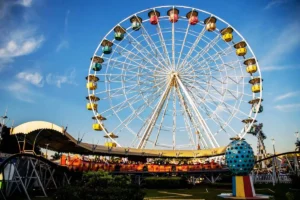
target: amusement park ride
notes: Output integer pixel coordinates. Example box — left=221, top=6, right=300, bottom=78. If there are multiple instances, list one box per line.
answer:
left=0, top=5, right=299, bottom=200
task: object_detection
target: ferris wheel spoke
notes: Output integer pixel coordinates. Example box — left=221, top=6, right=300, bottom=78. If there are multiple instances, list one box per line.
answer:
left=153, top=85, right=172, bottom=148
left=176, top=75, right=219, bottom=148
left=123, top=28, right=170, bottom=73
left=171, top=8, right=176, bottom=70
left=187, top=88, right=239, bottom=136
left=154, top=9, right=172, bottom=68
left=199, top=88, right=250, bottom=119
left=135, top=15, right=171, bottom=70
left=104, top=57, right=154, bottom=74
left=194, top=46, right=235, bottom=69
left=175, top=84, right=199, bottom=149
left=181, top=35, right=223, bottom=71
left=137, top=77, right=173, bottom=149
left=177, top=25, right=207, bottom=71
left=109, top=42, right=160, bottom=73
left=172, top=86, right=176, bottom=149
left=113, top=91, right=160, bottom=137
left=176, top=13, right=192, bottom=69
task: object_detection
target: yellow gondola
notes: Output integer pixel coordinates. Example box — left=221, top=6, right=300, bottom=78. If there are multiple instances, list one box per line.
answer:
left=244, top=58, right=257, bottom=74
left=86, top=95, right=100, bottom=111
left=249, top=77, right=263, bottom=93
left=234, top=41, right=247, bottom=56
left=86, top=75, right=99, bottom=90
left=93, top=123, right=103, bottom=131
left=220, top=27, right=233, bottom=42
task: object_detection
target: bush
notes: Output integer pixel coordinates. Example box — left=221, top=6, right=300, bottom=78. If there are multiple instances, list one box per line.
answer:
left=54, top=171, right=145, bottom=200
left=144, top=176, right=190, bottom=189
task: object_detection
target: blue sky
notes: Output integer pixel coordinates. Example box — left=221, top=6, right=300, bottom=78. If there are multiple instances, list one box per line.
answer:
left=0, top=0, right=299, bottom=153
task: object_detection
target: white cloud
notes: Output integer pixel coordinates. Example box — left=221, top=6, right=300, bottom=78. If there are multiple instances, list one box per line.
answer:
left=274, top=91, right=299, bottom=102
left=6, top=83, right=35, bottom=103
left=275, top=104, right=300, bottom=112
left=17, top=0, right=33, bottom=7
left=56, top=10, right=70, bottom=52
left=0, top=35, right=44, bottom=58
left=260, top=65, right=300, bottom=72
left=0, top=58, right=13, bottom=72
left=46, top=69, right=77, bottom=88
left=0, top=0, right=33, bottom=19
left=265, top=0, right=288, bottom=9
left=56, top=40, right=69, bottom=52
left=260, top=22, right=300, bottom=67
left=16, top=72, right=44, bottom=87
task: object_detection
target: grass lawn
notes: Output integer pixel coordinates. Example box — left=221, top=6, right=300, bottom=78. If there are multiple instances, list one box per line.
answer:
left=144, top=183, right=299, bottom=200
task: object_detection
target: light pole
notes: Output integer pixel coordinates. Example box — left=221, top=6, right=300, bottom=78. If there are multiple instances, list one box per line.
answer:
left=271, top=138, right=277, bottom=185
left=271, top=138, right=276, bottom=155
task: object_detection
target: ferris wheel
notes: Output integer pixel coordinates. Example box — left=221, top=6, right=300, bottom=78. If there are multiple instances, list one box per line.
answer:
left=86, top=5, right=263, bottom=150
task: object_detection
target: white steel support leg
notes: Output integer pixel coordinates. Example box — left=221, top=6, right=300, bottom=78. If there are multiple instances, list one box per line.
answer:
left=175, top=75, right=219, bottom=148
left=137, top=79, right=173, bottom=149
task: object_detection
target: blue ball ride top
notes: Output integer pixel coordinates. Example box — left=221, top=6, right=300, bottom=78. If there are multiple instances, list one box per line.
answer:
left=225, top=139, right=255, bottom=175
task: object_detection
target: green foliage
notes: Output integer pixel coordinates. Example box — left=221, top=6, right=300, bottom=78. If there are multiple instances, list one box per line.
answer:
left=51, top=152, right=61, bottom=160
left=286, top=192, right=295, bottom=200
left=54, top=171, right=145, bottom=200
left=144, top=176, right=190, bottom=189
left=290, top=174, right=300, bottom=188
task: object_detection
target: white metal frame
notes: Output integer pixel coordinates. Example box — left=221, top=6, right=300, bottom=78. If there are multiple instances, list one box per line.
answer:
left=87, top=5, right=263, bottom=150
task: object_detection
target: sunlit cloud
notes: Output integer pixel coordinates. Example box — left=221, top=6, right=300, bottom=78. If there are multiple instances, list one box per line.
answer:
left=16, top=72, right=44, bottom=87
left=264, top=0, right=288, bottom=10
left=260, top=22, right=300, bottom=67
left=17, top=0, right=33, bottom=7
left=275, top=103, right=300, bottom=112
left=0, top=32, right=44, bottom=58
left=260, top=65, right=300, bottom=72
left=56, top=9, right=70, bottom=52
left=5, top=83, right=35, bottom=103
left=274, top=91, right=299, bottom=102
left=46, top=68, right=77, bottom=88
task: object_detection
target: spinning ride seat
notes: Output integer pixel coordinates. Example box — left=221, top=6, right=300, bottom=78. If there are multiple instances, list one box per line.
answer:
left=86, top=75, right=99, bottom=90
left=204, top=16, right=217, bottom=31
left=244, top=58, right=257, bottom=74
left=234, top=41, right=247, bottom=56
left=220, top=27, right=233, bottom=42
left=114, top=26, right=126, bottom=41
left=167, top=8, right=179, bottom=23
left=93, top=123, right=103, bottom=131
left=104, top=142, right=117, bottom=147
left=252, top=104, right=263, bottom=113
left=101, top=40, right=113, bottom=54
left=148, top=10, right=160, bottom=25
left=91, top=56, right=104, bottom=71
left=186, top=10, right=199, bottom=25
left=249, top=77, right=263, bottom=93
left=130, top=16, right=142, bottom=31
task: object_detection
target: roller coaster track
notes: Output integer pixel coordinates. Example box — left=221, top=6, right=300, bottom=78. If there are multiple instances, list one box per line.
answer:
left=0, top=153, right=72, bottom=200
